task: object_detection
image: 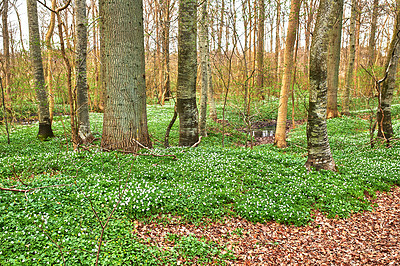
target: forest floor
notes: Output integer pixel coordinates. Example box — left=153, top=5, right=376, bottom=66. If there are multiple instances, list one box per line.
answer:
left=136, top=186, right=400, bottom=265
left=1, top=104, right=400, bottom=265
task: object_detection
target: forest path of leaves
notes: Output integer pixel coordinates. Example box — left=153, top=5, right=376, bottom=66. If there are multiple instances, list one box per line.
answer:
left=136, top=186, right=400, bottom=265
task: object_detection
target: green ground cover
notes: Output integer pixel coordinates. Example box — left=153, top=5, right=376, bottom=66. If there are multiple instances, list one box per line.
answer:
left=0, top=104, right=399, bottom=265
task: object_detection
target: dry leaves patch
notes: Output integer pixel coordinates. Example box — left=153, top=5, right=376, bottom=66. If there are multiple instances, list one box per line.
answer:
left=134, top=186, right=400, bottom=265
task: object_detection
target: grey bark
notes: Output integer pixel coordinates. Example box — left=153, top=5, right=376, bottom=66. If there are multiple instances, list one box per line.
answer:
left=305, top=0, right=343, bottom=171
left=326, top=5, right=343, bottom=119
left=342, top=0, right=357, bottom=115
left=367, top=0, right=379, bottom=96
left=27, top=0, right=54, bottom=140
left=177, top=0, right=199, bottom=146
left=199, top=0, right=209, bottom=137
left=101, top=0, right=151, bottom=151
left=76, top=0, right=93, bottom=142
left=377, top=3, right=400, bottom=143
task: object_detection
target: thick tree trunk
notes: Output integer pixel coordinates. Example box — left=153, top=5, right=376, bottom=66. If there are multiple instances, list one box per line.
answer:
left=199, top=0, right=209, bottom=137
left=27, top=0, right=54, bottom=140
left=305, top=0, right=342, bottom=171
left=2, top=0, right=11, bottom=105
left=177, top=0, right=199, bottom=146
left=76, top=0, right=93, bottom=142
left=326, top=6, right=343, bottom=119
left=101, top=0, right=151, bottom=151
left=274, top=0, right=301, bottom=148
left=377, top=3, right=400, bottom=143
left=342, top=0, right=357, bottom=115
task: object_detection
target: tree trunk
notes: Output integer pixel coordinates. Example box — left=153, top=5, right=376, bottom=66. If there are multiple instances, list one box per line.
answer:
left=177, top=0, right=199, bottom=146
left=199, top=0, right=209, bottom=137
left=274, top=0, right=301, bottom=148
left=208, top=64, right=217, bottom=120
left=45, top=0, right=56, bottom=122
left=305, top=0, right=342, bottom=171
left=367, top=0, right=379, bottom=96
left=275, top=0, right=281, bottom=83
left=76, top=0, right=93, bottom=142
left=160, top=0, right=172, bottom=104
left=27, top=0, right=54, bottom=140
left=377, top=2, right=400, bottom=143
left=101, top=0, right=151, bottom=151
left=342, top=0, right=357, bottom=115
left=326, top=5, right=343, bottom=119
left=2, top=0, right=11, bottom=105
left=256, top=0, right=265, bottom=94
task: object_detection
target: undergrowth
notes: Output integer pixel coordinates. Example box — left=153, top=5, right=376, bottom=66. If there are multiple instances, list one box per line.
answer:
left=0, top=105, right=399, bottom=264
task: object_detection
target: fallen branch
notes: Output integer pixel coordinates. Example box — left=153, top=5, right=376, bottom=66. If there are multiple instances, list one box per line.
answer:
left=0, top=184, right=72, bottom=194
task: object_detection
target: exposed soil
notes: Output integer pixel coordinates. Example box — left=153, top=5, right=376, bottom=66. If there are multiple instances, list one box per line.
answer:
left=134, top=186, right=400, bottom=265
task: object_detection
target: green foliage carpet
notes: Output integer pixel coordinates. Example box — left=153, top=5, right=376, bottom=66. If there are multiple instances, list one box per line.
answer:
left=0, top=105, right=399, bottom=265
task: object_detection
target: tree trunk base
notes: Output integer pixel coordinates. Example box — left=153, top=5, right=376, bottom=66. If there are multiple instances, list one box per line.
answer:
left=37, top=122, right=55, bottom=141
left=305, top=157, right=337, bottom=172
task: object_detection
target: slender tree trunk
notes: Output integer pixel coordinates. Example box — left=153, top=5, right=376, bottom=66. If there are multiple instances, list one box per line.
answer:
left=177, top=0, right=199, bottom=146
left=305, top=0, right=342, bottom=171
left=256, top=0, right=265, bottom=95
left=342, top=0, right=357, bottom=115
left=368, top=0, right=379, bottom=96
left=377, top=2, right=400, bottom=143
left=160, top=0, right=172, bottom=104
left=274, top=0, right=301, bottom=148
left=199, top=0, right=209, bottom=137
left=76, top=0, right=93, bottom=142
left=2, top=0, right=11, bottom=105
left=275, top=0, right=281, bottom=84
left=208, top=63, right=217, bottom=119
left=354, top=6, right=361, bottom=96
left=326, top=5, right=343, bottom=119
left=27, top=0, right=55, bottom=140
left=45, top=0, right=56, bottom=122
left=101, top=0, right=151, bottom=151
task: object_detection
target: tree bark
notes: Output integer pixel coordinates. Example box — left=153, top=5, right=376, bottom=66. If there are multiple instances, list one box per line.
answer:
left=199, top=0, right=209, bottom=137
left=208, top=64, right=217, bottom=120
left=76, top=0, right=93, bottom=142
left=342, top=0, right=357, bottom=115
left=27, top=0, right=54, bottom=140
left=305, top=0, right=342, bottom=171
left=326, top=5, right=343, bottom=119
left=2, top=0, right=11, bottom=105
left=160, top=0, right=172, bottom=105
left=256, top=0, right=265, bottom=94
left=367, top=0, right=379, bottom=96
left=275, top=0, right=281, bottom=83
left=274, top=0, right=301, bottom=148
left=45, top=0, right=56, bottom=122
left=101, top=0, right=151, bottom=151
left=176, top=0, right=199, bottom=146
left=377, top=2, right=400, bottom=143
